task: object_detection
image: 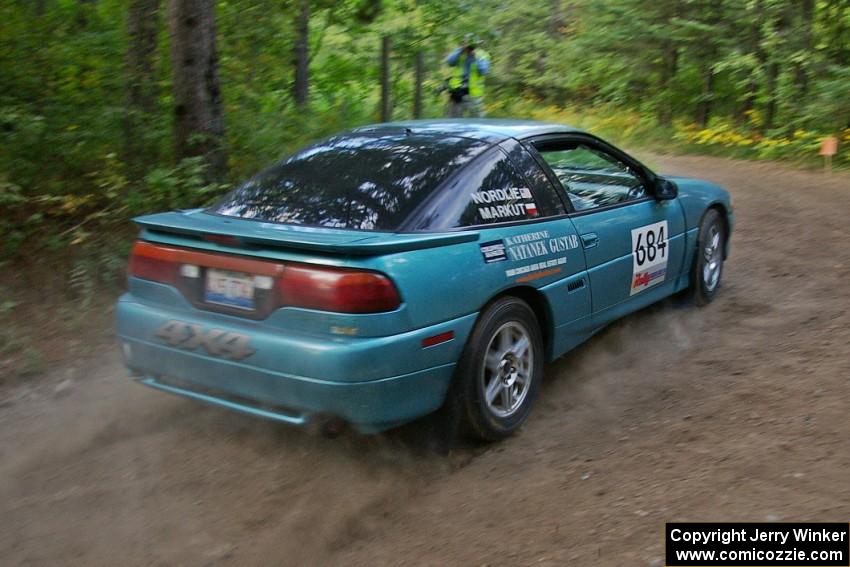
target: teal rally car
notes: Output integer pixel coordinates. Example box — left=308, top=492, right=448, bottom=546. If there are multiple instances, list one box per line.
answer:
left=116, top=119, right=733, bottom=441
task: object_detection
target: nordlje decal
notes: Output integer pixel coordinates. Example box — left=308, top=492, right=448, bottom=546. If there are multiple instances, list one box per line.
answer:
left=470, top=187, right=533, bottom=204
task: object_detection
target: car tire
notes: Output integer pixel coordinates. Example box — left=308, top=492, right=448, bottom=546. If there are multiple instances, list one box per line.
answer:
left=448, top=296, right=544, bottom=442
left=687, top=208, right=726, bottom=306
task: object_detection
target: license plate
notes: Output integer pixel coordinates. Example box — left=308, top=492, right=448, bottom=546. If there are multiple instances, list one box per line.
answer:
left=205, top=268, right=255, bottom=310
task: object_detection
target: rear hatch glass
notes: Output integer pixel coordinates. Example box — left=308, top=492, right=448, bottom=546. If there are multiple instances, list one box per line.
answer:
left=210, top=132, right=489, bottom=231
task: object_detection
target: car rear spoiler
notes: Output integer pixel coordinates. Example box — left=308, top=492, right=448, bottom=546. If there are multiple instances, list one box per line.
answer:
left=134, top=210, right=480, bottom=256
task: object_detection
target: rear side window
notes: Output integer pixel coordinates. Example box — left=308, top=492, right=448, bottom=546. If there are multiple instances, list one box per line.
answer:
left=210, top=133, right=488, bottom=231
left=404, top=147, right=562, bottom=230
left=535, top=142, right=646, bottom=211
left=502, top=140, right=565, bottom=216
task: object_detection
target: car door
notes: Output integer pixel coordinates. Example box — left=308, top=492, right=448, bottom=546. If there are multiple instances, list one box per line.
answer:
left=403, top=140, right=593, bottom=355
left=525, top=135, right=686, bottom=325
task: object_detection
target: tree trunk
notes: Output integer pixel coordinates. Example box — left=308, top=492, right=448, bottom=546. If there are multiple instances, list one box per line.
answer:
left=380, top=36, right=391, bottom=122
left=125, top=0, right=161, bottom=168
left=413, top=51, right=423, bottom=119
left=76, top=0, right=96, bottom=28
left=762, top=3, right=791, bottom=132
left=292, top=0, right=310, bottom=107
left=697, top=65, right=714, bottom=128
left=763, top=61, right=779, bottom=132
left=736, top=0, right=767, bottom=127
left=696, top=0, right=722, bottom=128
left=794, top=0, right=815, bottom=96
left=737, top=77, right=757, bottom=126
left=824, top=0, right=849, bottom=64
left=658, top=40, right=678, bottom=126
left=548, top=0, right=564, bottom=37
left=167, top=0, right=226, bottom=182
left=737, top=1, right=762, bottom=126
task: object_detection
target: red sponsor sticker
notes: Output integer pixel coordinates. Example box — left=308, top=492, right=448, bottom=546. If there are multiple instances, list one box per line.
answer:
left=633, top=272, right=651, bottom=288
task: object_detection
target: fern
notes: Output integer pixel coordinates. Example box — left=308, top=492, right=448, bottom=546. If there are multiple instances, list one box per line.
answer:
left=69, top=261, right=95, bottom=309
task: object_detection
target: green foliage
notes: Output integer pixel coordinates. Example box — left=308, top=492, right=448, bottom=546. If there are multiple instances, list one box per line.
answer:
left=0, top=299, right=23, bottom=356
left=0, top=0, right=847, bottom=269
left=0, top=148, right=218, bottom=257
left=68, top=239, right=130, bottom=308
left=139, top=157, right=222, bottom=212
left=0, top=297, right=44, bottom=379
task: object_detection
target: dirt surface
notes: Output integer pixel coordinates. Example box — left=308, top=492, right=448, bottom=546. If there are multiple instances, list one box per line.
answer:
left=2, top=155, right=850, bottom=566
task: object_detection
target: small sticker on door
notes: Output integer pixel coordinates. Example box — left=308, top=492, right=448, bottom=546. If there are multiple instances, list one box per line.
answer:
left=480, top=240, right=507, bottom=263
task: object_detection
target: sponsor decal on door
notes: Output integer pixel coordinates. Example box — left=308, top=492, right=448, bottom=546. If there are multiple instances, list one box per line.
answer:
left=506, top=257, right=567, bottom=282
left=631, top=221, right=668, bottom=295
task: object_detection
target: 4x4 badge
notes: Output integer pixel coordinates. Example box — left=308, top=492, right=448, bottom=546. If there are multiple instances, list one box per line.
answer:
left=155, top=320, right=256, bottom=360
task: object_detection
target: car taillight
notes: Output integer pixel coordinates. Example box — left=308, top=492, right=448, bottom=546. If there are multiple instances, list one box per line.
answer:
left=128, top=240, right=401, bottom=314
left=129, top=241, right=179, bottom=284
left=278, top=265, right=401, bottom=313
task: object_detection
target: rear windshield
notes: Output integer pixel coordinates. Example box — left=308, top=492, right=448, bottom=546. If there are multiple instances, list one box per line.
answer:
left=209, top=133, right=489, bottom=231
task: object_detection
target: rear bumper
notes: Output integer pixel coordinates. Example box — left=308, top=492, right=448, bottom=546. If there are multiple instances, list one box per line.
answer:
left=116, top=292, right=476, bottom=432
left=125, top=358, right=455, bottom=433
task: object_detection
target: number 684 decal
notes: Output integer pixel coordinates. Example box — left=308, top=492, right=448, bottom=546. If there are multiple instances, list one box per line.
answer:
left=631, top=221, right=669, bottom=295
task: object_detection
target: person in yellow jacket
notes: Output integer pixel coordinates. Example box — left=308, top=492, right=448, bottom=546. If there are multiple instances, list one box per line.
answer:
left=444, top=35, right=490, bottom=118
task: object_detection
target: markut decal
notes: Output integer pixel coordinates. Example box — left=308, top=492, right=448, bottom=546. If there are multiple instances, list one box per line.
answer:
left=479, top=203, right=530, bottom=220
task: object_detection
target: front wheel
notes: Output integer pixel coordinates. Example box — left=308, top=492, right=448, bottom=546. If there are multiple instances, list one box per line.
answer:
left=689, top=208, right=726, bottom=305
left=449, top=297, right=543, bottom=442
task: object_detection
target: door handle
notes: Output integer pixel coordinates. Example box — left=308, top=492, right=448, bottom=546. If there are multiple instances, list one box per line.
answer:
left=580, top=233, right=599, bottom=249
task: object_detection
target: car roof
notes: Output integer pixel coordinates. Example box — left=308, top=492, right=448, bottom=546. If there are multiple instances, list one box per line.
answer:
left=351, top=118, right=584, bottom=143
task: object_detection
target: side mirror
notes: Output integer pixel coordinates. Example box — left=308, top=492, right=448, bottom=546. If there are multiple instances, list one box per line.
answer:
left=655, top=177, right=678, bottom=201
